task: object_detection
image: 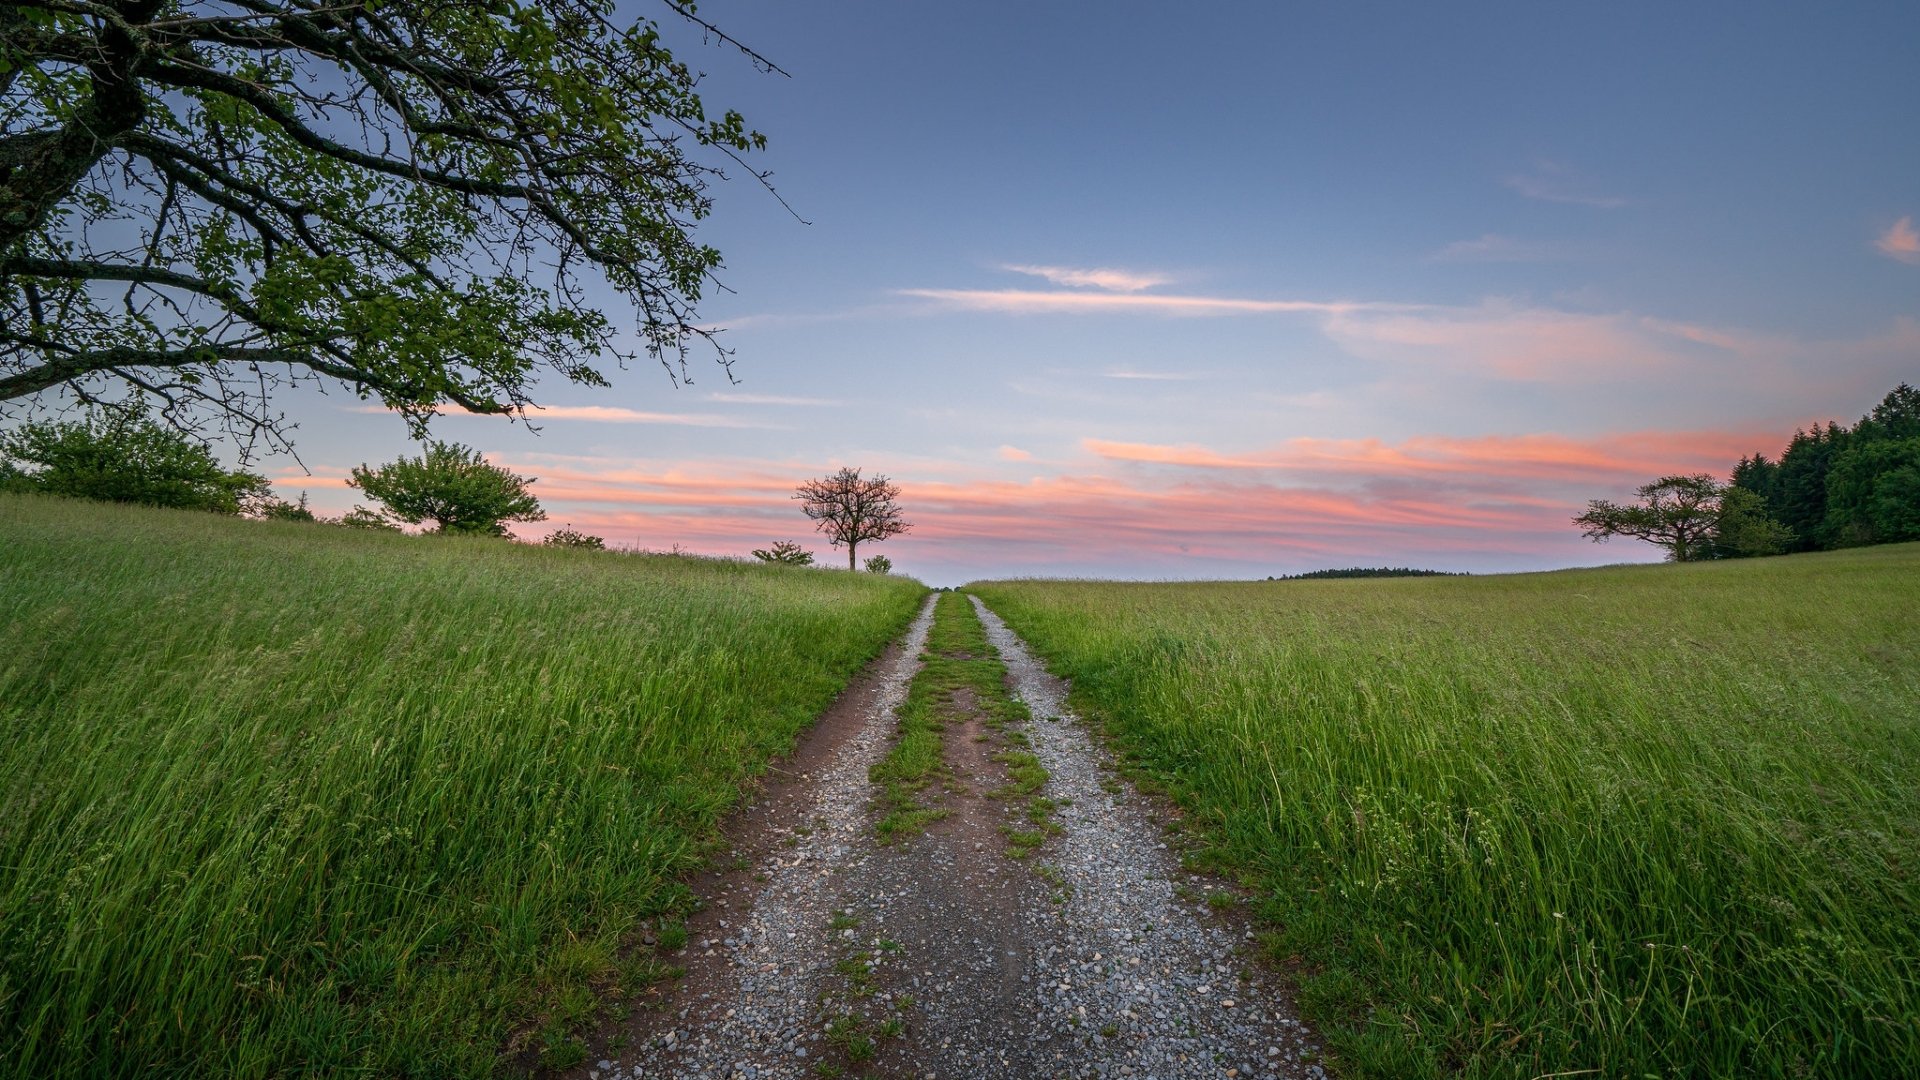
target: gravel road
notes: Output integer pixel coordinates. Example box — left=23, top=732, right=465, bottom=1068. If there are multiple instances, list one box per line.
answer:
left=589, top=594, right=1321, bottom=1080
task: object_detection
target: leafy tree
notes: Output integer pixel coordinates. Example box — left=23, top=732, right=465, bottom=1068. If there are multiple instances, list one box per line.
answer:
left=543, top=526, right=605, bottom=549
left=0, top=407, right=267, bottom=512
left=751, top=540, right=813, bottom=565
left=1824, top=438, right=1920, bottom=546
left=794, top=467, right=910, bottom=570
left=349, top=441, right=544, bottom=536
left=0, top=459, right=33, bottom=493
left=1866, top=466, right=1920, bottom=541
left=258, top=491, right=316, bottom=522
left=1730, top=453, right=1779, bottom=507
left=863, top=554, right=893, bottom=574
left=1859, top=382, right=1920, bottom=441
left=1575, top=475, right=1722, bottom=562
left=2, top=2, right=776, bottom=446
left=1771, top=423, right=1850, bottom=551
left=1708, top=486, right=1794, bottom=558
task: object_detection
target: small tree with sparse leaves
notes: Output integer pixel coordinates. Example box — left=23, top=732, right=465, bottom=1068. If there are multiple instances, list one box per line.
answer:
left=863, top=554, right=892, bottom=574
left=333, top=506, right=400, bottom=532
left=794, top=467, right=910, bottom=570
left=544, top=526, right=605, bottom=550
left=259, top=492, right=316, bottom=522
left=751, top=540, right=813, bottom=565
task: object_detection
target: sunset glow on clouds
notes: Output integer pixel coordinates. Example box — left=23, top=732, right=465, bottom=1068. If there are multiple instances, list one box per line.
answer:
left=484, top=426, right=1763, bottom=577
left=276, top=423, right=1786, bottom=581
left=1001, top=265, right=1174, bottom=292
left=248, top=4, right=1917, bottom=583
left=1879, top=217, right=1920, bottom=265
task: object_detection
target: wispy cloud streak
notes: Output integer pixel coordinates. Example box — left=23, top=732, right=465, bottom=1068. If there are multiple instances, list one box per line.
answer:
left=1101, top=370, right=1198, bottom=381
left=1083, top=429, right=1770, bottom=487
left=1002, top=264, right=1174, bottom=291
left=898, top=288, right=1416, bottom=317
left=1431, top=233, right=1555, bottom=262
left=706, top=392, right=842, bottom=407
left=1503, top=161, right=1625, bottom=208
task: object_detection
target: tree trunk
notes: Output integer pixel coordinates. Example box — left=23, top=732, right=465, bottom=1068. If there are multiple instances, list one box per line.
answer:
left=0, top=11, right=151, bottom=254
left=847, top=541, right=857, bottom=570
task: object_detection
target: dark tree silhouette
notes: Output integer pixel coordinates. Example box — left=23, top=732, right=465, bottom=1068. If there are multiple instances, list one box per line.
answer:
left=794, top=467, right=909, bottom=570
left=1574, top=474, right=1788, bottom=561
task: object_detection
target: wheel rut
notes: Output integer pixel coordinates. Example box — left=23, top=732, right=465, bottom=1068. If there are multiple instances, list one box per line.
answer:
left=581, top=593, right=1322, bottom=1080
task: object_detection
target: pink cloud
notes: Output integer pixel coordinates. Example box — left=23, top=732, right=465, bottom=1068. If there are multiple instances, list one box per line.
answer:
left=897, top=288, right=1412, bottom=317
left=1001, top=264, right=1174, bottom=292
left=1320, top=301, right=1725, bottom=380
left=385, top=420, right=1773, bottom=579
left=1083, top=429, right=1769, bottom=487
left=1877, top=216, right=1920, bottom=264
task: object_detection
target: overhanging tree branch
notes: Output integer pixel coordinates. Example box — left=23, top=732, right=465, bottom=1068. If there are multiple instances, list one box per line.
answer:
left=3, top=0, right=778, bottom=451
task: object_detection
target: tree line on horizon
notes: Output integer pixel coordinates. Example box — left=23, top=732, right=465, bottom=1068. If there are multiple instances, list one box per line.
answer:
left=0, top=409, right=908, bottom=569
left=1265, top=567, right=1465, bottom=581
left=1576, top=382, right=1918, bottom=562
left=1730, top=382, right=1920, bottom=552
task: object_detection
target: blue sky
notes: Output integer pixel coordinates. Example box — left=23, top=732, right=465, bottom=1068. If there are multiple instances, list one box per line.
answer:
left=269, top=2, right=1919, bottom=584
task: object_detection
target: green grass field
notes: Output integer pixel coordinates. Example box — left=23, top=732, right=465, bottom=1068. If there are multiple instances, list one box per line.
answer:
left=972, top=547, right=1920, bottom=1079
left=0, top=494, right=924, bottom=1078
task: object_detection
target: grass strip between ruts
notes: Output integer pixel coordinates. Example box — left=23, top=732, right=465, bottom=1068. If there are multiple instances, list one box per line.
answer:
left=870, top=592, right=1036, bottom=842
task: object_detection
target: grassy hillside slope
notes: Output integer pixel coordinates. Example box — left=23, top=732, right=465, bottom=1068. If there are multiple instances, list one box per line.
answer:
left=972, top=547, right=1920, bottom=1079
left=0, top=494, right=924, bottom=1078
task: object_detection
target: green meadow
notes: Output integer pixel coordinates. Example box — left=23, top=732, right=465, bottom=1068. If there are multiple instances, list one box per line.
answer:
left=0, top=494, right=923, bottom=1078
left=972, top=547, right=1920, bottom=1079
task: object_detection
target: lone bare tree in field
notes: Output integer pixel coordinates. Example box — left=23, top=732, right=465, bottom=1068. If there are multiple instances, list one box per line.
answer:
left=794, top=467, right=909, bottom=570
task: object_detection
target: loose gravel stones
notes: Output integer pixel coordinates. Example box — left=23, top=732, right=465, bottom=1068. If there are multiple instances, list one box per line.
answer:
left=610, top=595, right=937, bottom=1080
left=593, top=594, right=1321, bottom=1080
left=973, top=597, right=1322, bottom=1080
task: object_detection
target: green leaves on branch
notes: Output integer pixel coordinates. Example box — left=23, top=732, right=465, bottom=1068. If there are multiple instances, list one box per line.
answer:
left=2, top=1, right=776, bottom=447
left=349, top=441, right=545, bottom=537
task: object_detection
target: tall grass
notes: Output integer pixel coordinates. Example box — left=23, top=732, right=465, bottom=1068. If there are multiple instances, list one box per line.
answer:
left=0, top=494, right=923, bottom=1078
left=972, top=546, right=1920, bottom=1078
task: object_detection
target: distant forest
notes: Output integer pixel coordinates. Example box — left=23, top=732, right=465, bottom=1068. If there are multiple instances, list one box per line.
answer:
left=1732, top=383, right=1920, bottom=551
left=1267, top=568, right=1466, bottom=581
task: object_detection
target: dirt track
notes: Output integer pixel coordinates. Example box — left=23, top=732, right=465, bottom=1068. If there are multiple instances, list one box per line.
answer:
left=583, top=594, right=1323, bottom=1079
